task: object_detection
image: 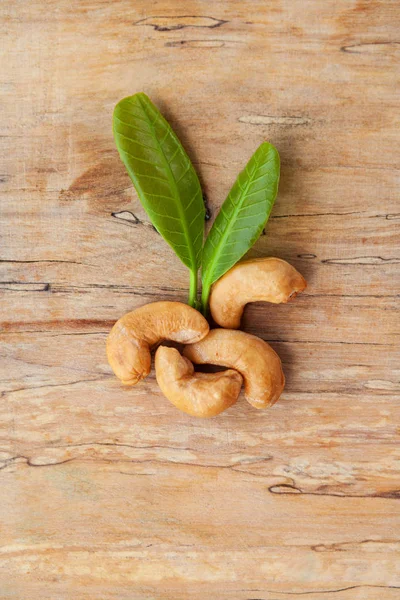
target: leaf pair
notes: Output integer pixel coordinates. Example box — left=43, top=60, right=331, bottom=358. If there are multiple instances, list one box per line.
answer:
left=113, top=93, right=280, bottom=313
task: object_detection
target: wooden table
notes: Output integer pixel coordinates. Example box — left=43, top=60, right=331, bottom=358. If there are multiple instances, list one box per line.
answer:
left=1, top=1, right=399, bottom=598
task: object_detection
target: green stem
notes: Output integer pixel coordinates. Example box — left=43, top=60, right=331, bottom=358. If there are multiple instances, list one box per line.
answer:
left=188, top=269, right=198, bottom=308
left=200, top=279, right=211, bottom=316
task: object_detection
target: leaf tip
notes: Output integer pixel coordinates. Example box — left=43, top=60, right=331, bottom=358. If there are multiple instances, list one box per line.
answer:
left=113, top=92, right=150, bottom=114
left=259, top=140, right=280, bottom=160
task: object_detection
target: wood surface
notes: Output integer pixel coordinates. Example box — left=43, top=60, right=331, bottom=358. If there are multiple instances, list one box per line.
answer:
left=1, top=0, right=399, bottom=598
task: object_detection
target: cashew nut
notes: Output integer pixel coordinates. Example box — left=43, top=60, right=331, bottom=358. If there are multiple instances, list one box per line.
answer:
left=107, top=301, right=209, bottom=385
left=155, top=346, right=242, bottom=417
left=183, top=329, right=285, bottom=409
left=209, top=257, right=307, bottom=329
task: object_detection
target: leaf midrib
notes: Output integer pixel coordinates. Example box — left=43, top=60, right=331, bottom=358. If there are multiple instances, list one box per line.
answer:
left=202, top=153, right=263, bottom=288
left=136, top=94, right=197, bottom=272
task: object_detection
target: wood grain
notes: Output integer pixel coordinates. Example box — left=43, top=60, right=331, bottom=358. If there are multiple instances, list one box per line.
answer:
left=1, top=0, right=399, bottom=598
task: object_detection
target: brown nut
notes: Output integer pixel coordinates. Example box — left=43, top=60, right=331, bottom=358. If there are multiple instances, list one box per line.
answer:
left=184, top=329, right=285, bottom=409
left=155, top=346, right=242, bottom=418
left=210, top=257, right=307, bottom=329
left=107, top=301, right=209, bottom=385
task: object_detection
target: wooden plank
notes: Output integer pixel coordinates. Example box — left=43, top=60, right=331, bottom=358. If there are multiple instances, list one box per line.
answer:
left=1, top=329, right=399, bottom=395
left=1, top=0, right=399, bottom=598
left=1, top=291, right=398, bottom=347
left=1, top=203, right=399, bottom=297
left=0, top=462, right=399, bottom=599
left=1, top=330, right=399, bottom=500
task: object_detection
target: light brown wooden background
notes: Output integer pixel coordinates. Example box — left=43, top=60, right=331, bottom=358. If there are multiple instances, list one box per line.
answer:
left=1, top=1, right=399, bottom=598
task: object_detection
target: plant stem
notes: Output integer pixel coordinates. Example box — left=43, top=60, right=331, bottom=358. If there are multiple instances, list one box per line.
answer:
left=200, top=280, right=211, bottom=316
left=188, top=269, right=198, bottom=308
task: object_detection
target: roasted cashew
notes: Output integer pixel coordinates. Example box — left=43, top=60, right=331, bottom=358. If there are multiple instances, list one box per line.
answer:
left=155, top=346, right=242, bottom=417
left=107, top=301, right=209, bottom=385
left=184, top=329, right=285, bottom=409
left=209, top=257, right=307, bottom=329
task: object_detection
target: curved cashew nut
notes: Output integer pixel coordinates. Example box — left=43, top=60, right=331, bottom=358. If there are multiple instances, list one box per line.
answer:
left=107, top=301, right=209, bottom=385
left=155, top=346, right=242, bottom=418
left=184, top=329, right=285, bottom=409
left=210, top=257, right=307, bottom=329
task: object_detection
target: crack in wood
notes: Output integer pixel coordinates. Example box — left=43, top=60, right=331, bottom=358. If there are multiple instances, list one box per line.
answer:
left=51, top=283, right=186, bottom=298
left=262, top=339, right=397, bottom=347
left=0, top=449, right=274, bottom=474
left=322, top=256, right=400, bottom=265
left=311, top=538, right=400, bottom=552
left=269, top=483, right=400, bottom=500
left=44, top=331, right=107, bottom=337
left=111, top=210, right=140, bottom=225
left=0, top=259, right=86, bottom=265
left=0, top=375, right=110, bottom=398
left=165, top=39, right=226, bottom=48
left=1, top=319, right=115, bottom=332
left=0, top=455, right=74, bottom=470
left=341, top=41, right=400, bottom=54
left=303, top=293, right=400, bottom=298
left=272, top=211, right=400, bottom=220
left=133, top=15, right=228, bottom=32
left=51, top=441, right=194, bottom=452
left=165, top=38, right=243, bottom=48
left=271, top=210, right=363, bottom=219
left=244, top=584, right=400, bottom=597
left=0, top=281, right=186, bottom=297
left=111, top=210, right=158, bottom=232
left=0, top=282, right=50, bottom=292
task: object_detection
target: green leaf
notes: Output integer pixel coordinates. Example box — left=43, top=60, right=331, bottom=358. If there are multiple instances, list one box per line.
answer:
left=113, top=93, right=205, bottom=305
left=201, top=142, right=280, bottom=311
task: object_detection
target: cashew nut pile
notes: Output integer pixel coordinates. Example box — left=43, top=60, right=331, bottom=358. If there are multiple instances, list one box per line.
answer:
left=107, top=258, right=306, bottom=417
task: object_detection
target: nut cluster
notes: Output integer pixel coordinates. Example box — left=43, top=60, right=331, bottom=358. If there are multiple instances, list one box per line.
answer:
left=107, top=257, right=306, bottom=417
